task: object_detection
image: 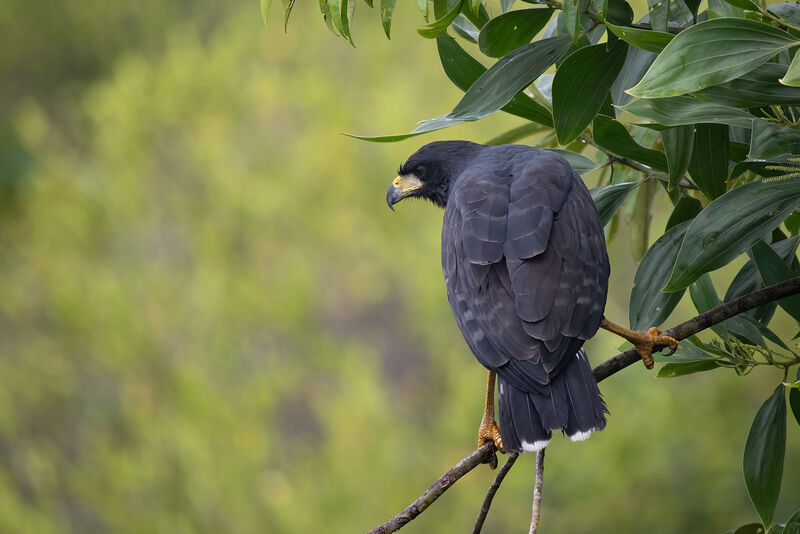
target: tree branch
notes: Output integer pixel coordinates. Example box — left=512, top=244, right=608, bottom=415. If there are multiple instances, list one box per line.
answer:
left=472, top=453, right=519, bottom=534
left=529, top=449, right=546, bottom=534
left=593, top=276, right=800, bottom=382
left=366, top=443, right=497, bottom=534
left=365, top=277, right=800, bottom=534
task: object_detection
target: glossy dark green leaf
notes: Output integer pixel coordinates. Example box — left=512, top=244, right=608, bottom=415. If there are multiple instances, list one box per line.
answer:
left=750, top=119, right=800, bottom=159
left=663, top=180, right=800, bottom=292
left=744, top=385, right=787, bottom=528
left=607, top=0, right=634, bottom=25
left=666, top=195, right=702, bottom=230
left=501, top=0, right=516, bottom=12
left=546, top=149, right=599, bottom=175
left=789, top=386, right=800, bottom=428
left=752, top=241, right=800, bottom=324
left=622, top=96, right=755, bottom=128
left=552, top=42, right=628, bottom=144
left=694, top=63, right=800, bottom=107
left=590, top=181, right=639, bottom=226
left=436, top=34, right=554, bottom=127
left=611, top=46, right=657, bottom=110
left=478, top=8, right=554, bottom=58
left=786, top=213, right=800, bottom=235
left=593, top=115, right=668, bottom=171
left=653, top=338, right=716, bottom=363
left=419, top=0, right=464, bottom=38
left=687, top=124, right=729, bottom=200
left=690, top=273, right=730, bottom=339
left=725, top=236, right=799, bottom=324
left=629, top=19, right=799, bottom=98
left=605, top=23, right=673, bottom=52
left=340, top=0, right=355, bottom=44
left=658, top=360, right=720, bottom=377
left=351, top=35, right=567, bottom=142
left=630, top=219, right=689, bottom=330
left=451, top=14, right=479, bottom=42
left=662, top=126, right=694, bottom=189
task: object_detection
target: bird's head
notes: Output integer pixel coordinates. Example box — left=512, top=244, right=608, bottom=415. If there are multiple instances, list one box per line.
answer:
left=386, top=141, right=482, bottom=210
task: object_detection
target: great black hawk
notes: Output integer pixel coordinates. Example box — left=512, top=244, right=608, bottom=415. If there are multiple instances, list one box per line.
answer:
left=386, top=141, right=677, bottom=454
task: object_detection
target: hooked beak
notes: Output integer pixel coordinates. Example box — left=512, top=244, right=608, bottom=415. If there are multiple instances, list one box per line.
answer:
left=386, top=174, right=423, bottom=211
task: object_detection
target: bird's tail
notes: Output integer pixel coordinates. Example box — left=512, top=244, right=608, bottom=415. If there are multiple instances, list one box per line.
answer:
left=497, top=349, right=607, bottom=453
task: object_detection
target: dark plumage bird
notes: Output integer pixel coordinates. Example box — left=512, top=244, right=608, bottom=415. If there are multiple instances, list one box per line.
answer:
left=386, top=141, right=610, bottom=453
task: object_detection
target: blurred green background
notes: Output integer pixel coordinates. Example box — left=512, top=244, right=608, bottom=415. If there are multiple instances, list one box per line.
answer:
left=1, top=1, right=798, bottom=532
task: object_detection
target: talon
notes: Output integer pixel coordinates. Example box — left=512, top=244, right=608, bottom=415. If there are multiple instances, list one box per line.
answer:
left=478, top=419, right=504, bottom=468
left=600, top=319, right=679, bottom=371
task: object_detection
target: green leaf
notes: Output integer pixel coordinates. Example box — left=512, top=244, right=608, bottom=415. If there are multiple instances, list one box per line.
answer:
left=606, top=0, right=634, bottom=25
left=687, top=124, right=729, bottom=200
left=485, top=123, right=547, bottom=145
left=553, top=41, right=628, bottom=144
left=784, top=509, right=800, bottom=534
left=611, top=47, right=657, bottom=110
left=663, top=180, right=800, bottom=292
left=658, top=360, right=720, bottom=377
left=790, top=386, right=800, bottom=428
left=733, top=524, right=769, bottom=534
left=662, top=126, right=694, bottom=189
left=546, top=149, right=599, bottom=175
left=690, top=273, right=730, bottom=339
left=590, top=181, right=639, bottom=226
left=478, top=8, right=555, bottom=58
left=720, top=0, right=759, bottom=12
left=340, top=0, right=355, bottom=44
left=750, top=119, right=800, bottom=160
left=502, top=0, right=517, bottom=12
left=694, top=63, right=800, bottom=108
left=628, top=19, right=799, bottom=98
left=652, top=337, right=716, bottom=363
left=648, top=0, right=669, bottom=32
left=593, top=0, right=608, bottom=20
left=563, top=0, right=589, bottom=44
left=329, top=0, right=345, bottom=35
left=593, top=115, right=668, bottom=171
left=630, top=220, right=690, bottom=330
left=786, top=213, right=800, bottom=235
left=622, top=96, right=755, bottom=128
left=351, top=35, right=568, bottom=142
left=725, top=236, right=800, bottom=325
left=751, top=241, right=800, bottom=324
left=437, top=34, right=554, bottom=127
left=419, top=0, right=464, bottom=38
left=261, top=0, right=274, bottom=28
left=666, top=195, right=702, bottom=230
left=605, top=23, right=674, bottom=53
left=744, top=385, right=787, bottom=528
left=709, top=0, right=746, bottom=18
left=769, top=3, right=800, bottom=28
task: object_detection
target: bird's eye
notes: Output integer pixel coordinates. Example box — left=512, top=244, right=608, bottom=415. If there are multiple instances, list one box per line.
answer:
left=416, top=166, right=426, bottom=178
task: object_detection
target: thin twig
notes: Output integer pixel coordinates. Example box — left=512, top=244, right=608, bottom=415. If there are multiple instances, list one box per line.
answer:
left=366, top=443, right=497, bottom=534
left=529, top=449, right=546, bottom=534
left=472, top=453, right=519, bottom=534
left=365, top=277, right=800, bottom=533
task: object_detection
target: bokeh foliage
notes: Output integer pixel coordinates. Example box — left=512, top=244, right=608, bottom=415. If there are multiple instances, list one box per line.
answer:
left=1, top=1, right=799, bottom=533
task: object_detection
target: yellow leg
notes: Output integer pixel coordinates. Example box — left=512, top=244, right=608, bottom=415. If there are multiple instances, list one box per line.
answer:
left=478, top=370, right=504, bottom=457
left=600, top=318, right=679, bottom=370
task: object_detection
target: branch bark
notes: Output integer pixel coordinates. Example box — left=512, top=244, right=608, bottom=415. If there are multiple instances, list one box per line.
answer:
left=365, top=277, right=800, bottom=534
left=529, top=449, right=546, bottom=534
